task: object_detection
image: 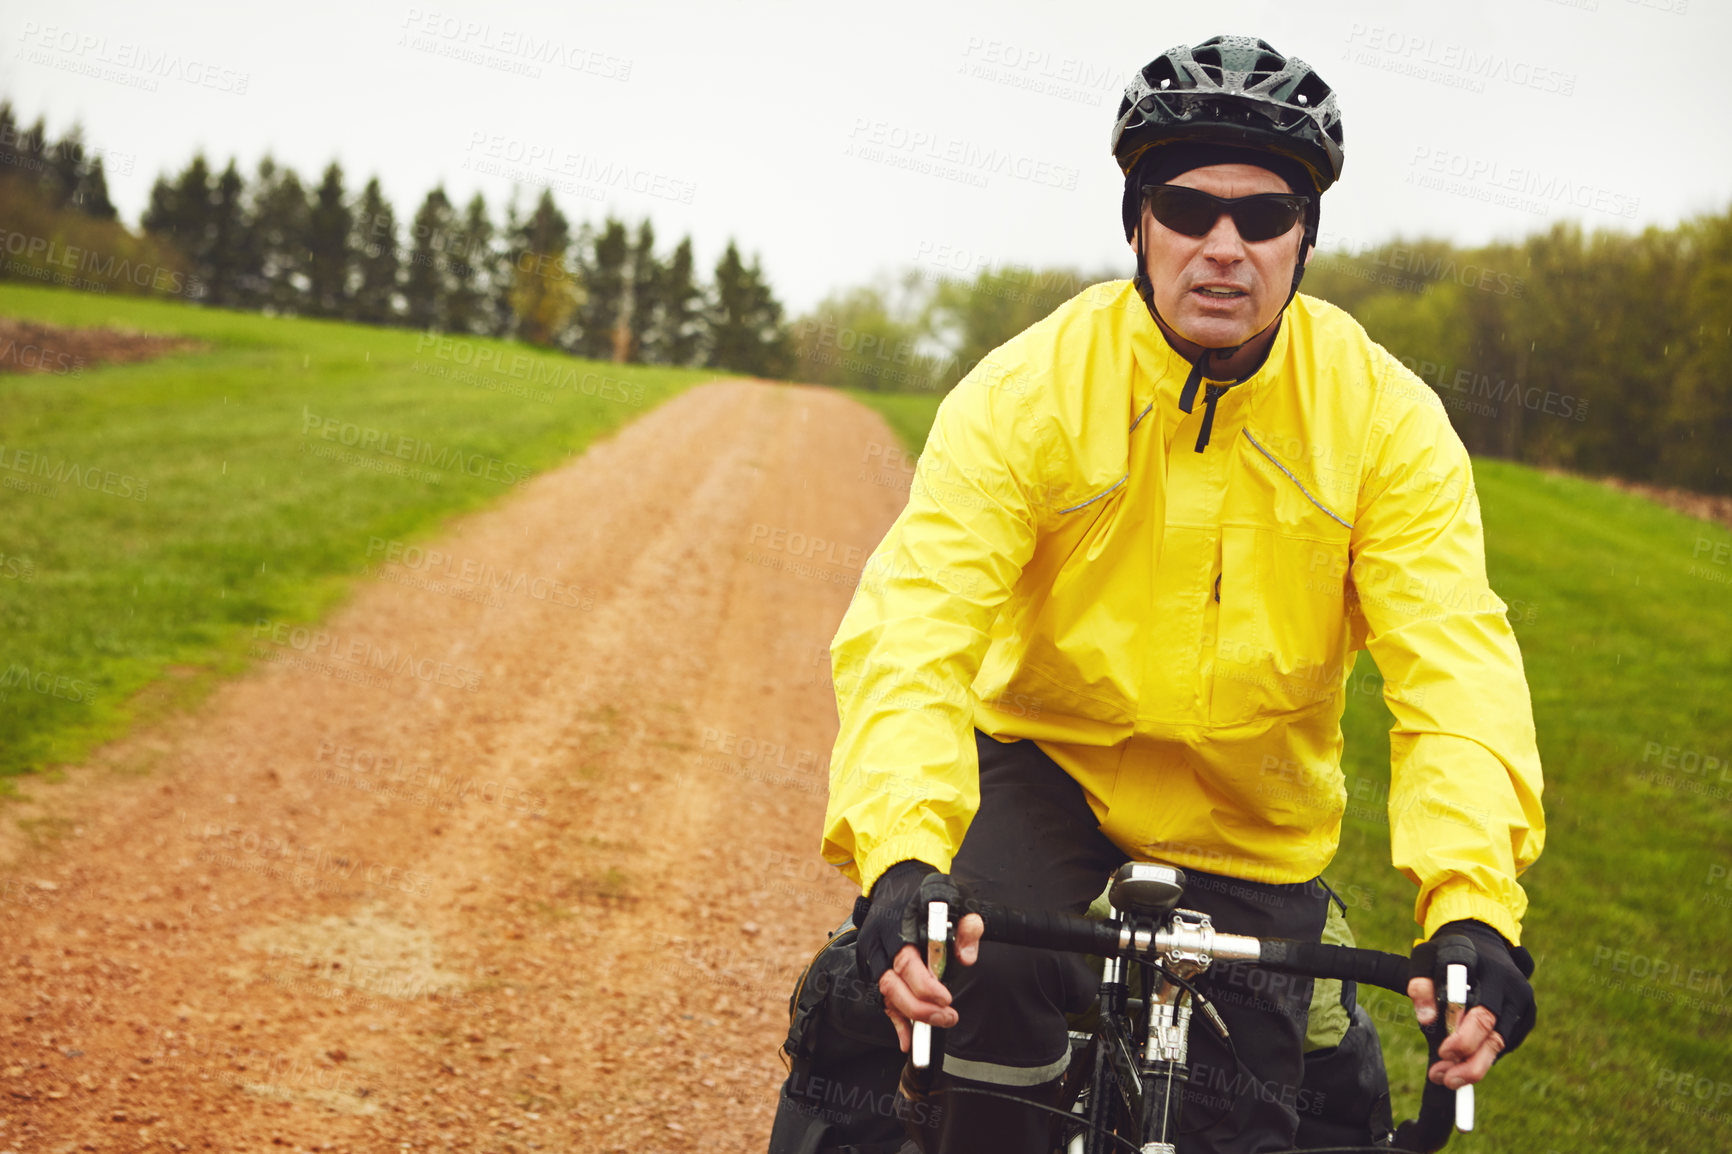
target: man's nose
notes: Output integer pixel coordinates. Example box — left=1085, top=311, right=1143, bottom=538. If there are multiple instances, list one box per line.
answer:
left=1199, top=212, right=1246, bottom=260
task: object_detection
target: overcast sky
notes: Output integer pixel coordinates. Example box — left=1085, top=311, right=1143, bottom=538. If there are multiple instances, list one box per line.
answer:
left=5, top=0, right=1727, bottom=315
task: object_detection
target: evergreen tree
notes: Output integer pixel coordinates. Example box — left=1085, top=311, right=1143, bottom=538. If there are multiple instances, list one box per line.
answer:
left=508, top=189, right=576, bottom=346
left=576, top=216, right=629, bottom=360
left=351, top=176, right=402, bottom=325
left=624, top=219, right=663, bottom=363
left=43, top=124, right=86, bottom=212
left=0, top=103, right=18, bottom=173
left=75, top=155, right=117, bottom=221
left=490, top=196, right=525, bottom=338
left=141, top=153, right=215, bottom=297
left=403, top=186, right=454, bottom=330
left=305, top=162, right=354, bottom=318
left=204, top=159, right=252, bottom=307
left=249, top=156, right=310, bottom=313
left=446, top=192, right=494, bottom=336
left=708, top=240, right=791, bottom=377
left=660, top=236, right=707, bottom=367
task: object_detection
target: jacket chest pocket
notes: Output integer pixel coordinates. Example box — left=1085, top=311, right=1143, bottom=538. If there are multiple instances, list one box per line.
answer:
left=1209, top=526, right=1351, bottom=727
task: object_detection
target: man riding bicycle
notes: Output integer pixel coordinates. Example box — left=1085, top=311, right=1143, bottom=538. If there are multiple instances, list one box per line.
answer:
left=821, top=35, right=1543, bottom=1154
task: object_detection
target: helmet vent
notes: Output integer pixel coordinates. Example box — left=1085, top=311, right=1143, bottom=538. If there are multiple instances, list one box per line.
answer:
left=1142, top=55, right=1184, bottom=93
left=1292, top=71, right=1332, bottom=114
left=1243, top=50, right=1288, bottom=91
left=1191, top=45, right=1225, bottom=86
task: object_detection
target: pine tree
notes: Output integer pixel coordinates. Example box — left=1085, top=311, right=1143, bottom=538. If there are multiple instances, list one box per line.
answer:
left=76, top=156, right=117, bottom=221
left=576, top=216, right=629, bottom=360
left=305, top=162, right=354, bottom=318
left=624, top=219, right=663, bottom=363
left=249, top=157, right=310, bottom=314
left=0, top=103, right=19, bottom=173
left=43, top=125, right=86, bottom=212
left=204, top=159, right=252, bottom=307
left=660, top=236, right=707, bottom=367
left=403, top=186, right=454, bottom=330
left=508, top=189, right=576, bottom=346
left=490, top=196, right=524, bottom=338
left=141, top=154, right=214, bottom=297
left=351, top=177, right=402, bottom=325
left=708, top=240, right=791, bottom=377
left=446, top=192, right=494, bottom=336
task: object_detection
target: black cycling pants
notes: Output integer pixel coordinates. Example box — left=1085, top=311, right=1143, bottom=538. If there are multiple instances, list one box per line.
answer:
left=941, top=729, right=1332, bottom=1154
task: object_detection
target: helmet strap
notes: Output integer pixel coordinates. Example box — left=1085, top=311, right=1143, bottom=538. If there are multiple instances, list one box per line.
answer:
left=1133, top=220, right=1293, bottom=453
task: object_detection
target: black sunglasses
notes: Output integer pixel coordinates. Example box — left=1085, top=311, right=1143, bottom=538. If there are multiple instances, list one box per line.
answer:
left=1141, top=184, right=1308, bottom=243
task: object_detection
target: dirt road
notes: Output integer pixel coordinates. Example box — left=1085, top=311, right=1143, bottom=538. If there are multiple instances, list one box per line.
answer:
left=0, top=379, right=912, bottom=1152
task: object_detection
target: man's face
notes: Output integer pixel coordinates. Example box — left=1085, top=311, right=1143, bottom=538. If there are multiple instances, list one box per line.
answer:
left=1134, top=162, right=1305, bottom=350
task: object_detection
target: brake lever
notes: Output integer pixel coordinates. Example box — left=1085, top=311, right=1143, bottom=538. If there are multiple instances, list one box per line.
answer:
left=1446, top=963, right=1473, bottom=1132
left=911, top=900, right=950, bottom=1071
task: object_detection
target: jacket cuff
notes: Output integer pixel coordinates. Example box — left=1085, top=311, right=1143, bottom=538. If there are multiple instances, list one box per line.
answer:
left=1419, top=883, right=1523, bottom=946
left=858, top=836, right=955, bottom=897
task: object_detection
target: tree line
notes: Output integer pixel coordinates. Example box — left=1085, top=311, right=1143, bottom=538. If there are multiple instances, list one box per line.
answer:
left=0, top=102, right=792, bottom=376
left=787, top=213, right=1732, bottom=496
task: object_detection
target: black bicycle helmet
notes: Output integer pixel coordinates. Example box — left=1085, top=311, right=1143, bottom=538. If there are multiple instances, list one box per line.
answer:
left=1112, top=35, right=1344, bottom=193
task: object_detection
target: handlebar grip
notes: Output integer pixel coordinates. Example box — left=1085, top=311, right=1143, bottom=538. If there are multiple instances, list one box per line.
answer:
left=1392, top=1072, right=1457, bottom=1151
left=1257, top=938, right=1412, bottom=996
left=972, top=901, right=1123, bottom=957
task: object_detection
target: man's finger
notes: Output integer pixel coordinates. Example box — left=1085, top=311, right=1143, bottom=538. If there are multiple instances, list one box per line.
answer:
left=1438, top=1005, right=1497, bottom=1062
left=956, top=912, right=984, bottom=966
left=1408, top=975, right=1437, bottom=1026
left=885, top=1003, right=911, bottom=1053
left=1429, top=1031, right=1502, bottom=1089
left=880, top=949, right=958, bottom=1030
left=894, top=944, right=954, bottom=1006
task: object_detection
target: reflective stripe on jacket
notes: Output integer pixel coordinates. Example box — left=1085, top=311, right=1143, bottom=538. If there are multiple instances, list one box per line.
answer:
left=822, top=280, right=1545, bottom=944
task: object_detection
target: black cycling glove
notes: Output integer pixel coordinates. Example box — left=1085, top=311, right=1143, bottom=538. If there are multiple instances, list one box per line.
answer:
left=1410, top=919, right=1537, bottom=1057
left=854, top=859, right=937, bottom=984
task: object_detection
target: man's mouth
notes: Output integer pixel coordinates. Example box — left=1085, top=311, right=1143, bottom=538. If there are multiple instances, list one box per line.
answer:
left=1193, top=286, right=1247, bottom=299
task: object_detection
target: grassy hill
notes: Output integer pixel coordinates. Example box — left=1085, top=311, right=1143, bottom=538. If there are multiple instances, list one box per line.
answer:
left=0, top=284, right=715, bottom=779
left=851, top=388, right=1732, bottom=1152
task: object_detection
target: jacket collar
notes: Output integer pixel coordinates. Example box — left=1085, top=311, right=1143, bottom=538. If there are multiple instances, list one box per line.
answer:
left=1124, top=281, right=1291, bottom=440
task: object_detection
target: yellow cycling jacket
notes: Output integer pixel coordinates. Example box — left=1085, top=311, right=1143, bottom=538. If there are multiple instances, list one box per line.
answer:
left=822, top=280, right=1545, bottom=944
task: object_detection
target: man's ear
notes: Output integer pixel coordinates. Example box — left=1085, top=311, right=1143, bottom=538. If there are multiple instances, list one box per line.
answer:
left=1303, top=243, right=1315, bottom=268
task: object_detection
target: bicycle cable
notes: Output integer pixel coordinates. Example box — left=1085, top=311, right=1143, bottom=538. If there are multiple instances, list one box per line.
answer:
left=1153, top=963, right=1254, bottom=1138
left=922, top=1084, right=1144, bottom=1154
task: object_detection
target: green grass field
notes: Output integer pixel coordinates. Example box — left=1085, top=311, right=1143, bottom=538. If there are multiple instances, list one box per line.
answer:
left=0, top=283, right=715, bottom=779
left=2, top=296, right=1728, bottom=1149
left=853, top=390, right=1732, bottom=1152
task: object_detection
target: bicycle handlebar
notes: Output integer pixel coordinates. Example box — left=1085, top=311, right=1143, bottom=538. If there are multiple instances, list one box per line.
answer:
left=960, top=898, right=1460, bottom=1153
left=969, top=900, right=1413, bottom=995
